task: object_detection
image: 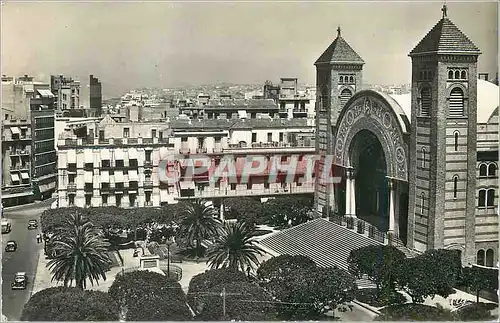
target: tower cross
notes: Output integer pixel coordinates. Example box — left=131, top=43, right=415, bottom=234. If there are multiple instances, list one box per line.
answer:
left=441, top=4, right=447, bottom=18
left=337, top=26, right=341, bottom=37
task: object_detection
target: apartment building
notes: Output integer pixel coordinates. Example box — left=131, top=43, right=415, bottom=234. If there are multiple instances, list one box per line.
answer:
left=50, top=75, right=80, bottom=112
left=1, top=76, right=58, bottom=206
left=56, top=118, right=316, bottom=208
left=90, top=75, right=102, bottom=117
left=179, top=98, right=279, bottom=120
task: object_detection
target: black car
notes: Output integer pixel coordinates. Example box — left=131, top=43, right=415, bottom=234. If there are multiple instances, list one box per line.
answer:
left=5, top=241, right=17, bottom=252
left=27, top=219, right=38, bottom=230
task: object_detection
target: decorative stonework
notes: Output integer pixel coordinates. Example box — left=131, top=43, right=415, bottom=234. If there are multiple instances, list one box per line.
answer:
left=334, top=93, right=409, bottom=181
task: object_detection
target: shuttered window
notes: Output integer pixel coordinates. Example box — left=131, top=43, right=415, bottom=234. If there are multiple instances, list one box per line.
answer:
left=340, top=89, right=353, bottom=108
left=449, top=87, right=464, bottom=117
left=420, top=88, right=431, bottom=117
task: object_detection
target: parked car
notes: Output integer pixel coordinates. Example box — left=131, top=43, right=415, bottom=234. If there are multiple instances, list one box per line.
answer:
left=27, top=219, right=38, bottom=230
left=5, top=241, right=17, bottom=252
left=11, top=272, right=27, bottom=290
left=1, top=219, right=12, bottom=234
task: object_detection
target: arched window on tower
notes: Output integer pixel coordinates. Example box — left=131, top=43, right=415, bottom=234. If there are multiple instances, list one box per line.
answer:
left=454, top=131, right=459, bottom=151
left=487, top=189, right=495, bottom=207
left=478, top=189, right=486, bottom=207
left=449, top=88, right=465, bottom=117
left=485, top=249, right=494, bottom=267
left=461, top=71, right=467, bottom=79
left=479, top=163, right=488, bottom=177
left=349, top=76, right=354, bottom=83
left=420, top=193, right=425, bottom=214
left=448, top=70, right=454, bottom=79
left=477, top=250, right=485, bottom=266
left=420, top=87, right=431, bottom=117
left=421, top=147, right=426, bottom=168
left=340, top=88, right=353, bottom=108
left=339, top=76, right=344, bottom=83
left=453, top=175, right=459, bottom=199
left=488, top=163, right=497, bottom=177
left=455, top=70, right=460, bottom=79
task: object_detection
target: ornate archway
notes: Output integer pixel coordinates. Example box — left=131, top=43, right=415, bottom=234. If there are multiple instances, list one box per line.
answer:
left=332, top=90, right=410, bottom=235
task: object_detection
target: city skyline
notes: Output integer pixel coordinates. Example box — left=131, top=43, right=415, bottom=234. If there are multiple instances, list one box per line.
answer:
left=2, top=1, right=497, bottom=100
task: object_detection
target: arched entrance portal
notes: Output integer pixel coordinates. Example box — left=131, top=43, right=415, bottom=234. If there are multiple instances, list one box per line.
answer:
left=350, top=130, right=389, bottom=231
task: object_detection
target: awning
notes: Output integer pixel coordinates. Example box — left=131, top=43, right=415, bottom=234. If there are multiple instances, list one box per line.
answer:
left=114, top=149, right=124, bottom=160
left=238, top=110, right=247, bottom=119
left=84, top=150, right=93, bottom=163
left=179, top=181, right=195, bottom=190
left=2, top=191, right=33, bottom=199
left=67, top=150, right=76, bottom=164
left=128, top=148, right=138, bottom=160
left=38, top=182, right=56, bottom=193
left=114, top=171, right=124, bottom=183
left=84, top=171, right=93, bottom=183
left=10, top=173, right=20, bottom=182
left=37, top=89, right=55, bottom=98
left=100, top=171, right=109, bottom=182
left=101, top=149, right=110, bottom=160
left=20, top=172, right=29, bottom=180
left=128, top=170, right=138, bottom=182
left=10, top=127, right=20, bottom=135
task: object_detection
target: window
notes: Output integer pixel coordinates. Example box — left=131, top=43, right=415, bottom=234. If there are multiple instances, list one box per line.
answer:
left=421, top=147, right=426, bottom=168
left=449, top=88, right=464, bottom=117
left=488, top=164, right=497, bottom=177
left=181, top=137, right=188, bottom=142
left=461, top=71, right=467, bottom=79
left=477, top=250, right=485, bottom=266
left=448, top=70, right=454, bottom=79
left=339, top=76, right=344, bottom=83
left=102, top=195, right=108, bottom=205
left=123, top=128, right=129, bottom=138
left=420, top=88, right=431, bottom=117
left=252, top=133, right=257, bottom=143
left=151, top=129, right=157, bottom=138
left=485, top=249, right=494, bottom=267
left=116, top=195, right=122, bottom=207
left=453, top=176, right=458, bottom=199
left=68, top=194, right=75, bottom=206
left=129, top=194, right=136, bottom=207
left=420, top=193, right=425, bottom=214
left=85, top=195, right=91, bottom=207
left=99, top=130, right=105, bottom=141
left=267, top=133, right=272, bottom=142
left=145, top=192, right=151, bottom=204
left=478, top=189, right=486, bottom=207
left=349, top=76, right=354, bottom=83
left=454, top=71, right=460, bottom=79
left=340, top=88, right=353, bottom=108
left=454, top=131, right=459, bottom=151
left=230, top=183, right=236, bottom=190
left=479, top=163, right=488, bottom=177
left=486, top=189, right=495, bottom=207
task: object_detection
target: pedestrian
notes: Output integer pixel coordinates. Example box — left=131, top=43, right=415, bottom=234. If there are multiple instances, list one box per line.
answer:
left=36, top=234, right=41, bottom=243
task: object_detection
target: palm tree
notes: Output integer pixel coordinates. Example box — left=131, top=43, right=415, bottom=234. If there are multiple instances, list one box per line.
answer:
left=207, top=221, right=266, bottom=272
left=47, top=211, right=111, bottom=290
left=176, top=199, right=222, bottom=259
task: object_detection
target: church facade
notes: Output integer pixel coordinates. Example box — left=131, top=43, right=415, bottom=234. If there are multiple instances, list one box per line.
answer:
left=314, top=7, right=499, bottom=267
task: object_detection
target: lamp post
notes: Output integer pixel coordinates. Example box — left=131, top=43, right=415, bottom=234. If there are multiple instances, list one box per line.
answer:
left=166, top=236, right=174, bottom=279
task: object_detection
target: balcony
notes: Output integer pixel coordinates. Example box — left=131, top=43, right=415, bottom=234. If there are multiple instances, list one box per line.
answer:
left=144, top=160, right=152, bottom=167
left=10, top=149, right=31, bottom=156
left=143, top=180, right=153, bottom=187
left=12, top=164, right=30, bottom=170
left=67, top=183, right=76, bottom=191
left=196, top=147, right=207, bottom=154
left=176, top=184, right=314, bottom=200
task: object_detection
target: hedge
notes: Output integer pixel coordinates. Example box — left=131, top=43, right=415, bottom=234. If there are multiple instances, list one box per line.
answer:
left=375, top=303, right=458, bottom=321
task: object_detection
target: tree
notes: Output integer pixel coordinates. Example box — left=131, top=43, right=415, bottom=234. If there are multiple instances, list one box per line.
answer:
left=278, top=266, right=357, bottom=320
left=196, top=282, right=277, bottom=321
left=47, top=211, right=112, bottom=290
left=257, top=254, right=317, bottom=299
left=420, top=249, right=463, bottom=298
left=207, top=221, right=266, bottom=271
left=262, top=196, right=313, bottom=228
left=109, top=270, right=192, bottom=321
left=461, top=266, right=499, bottom=303
left=187, top=268, right=249, bottom=311
left=21, top=287, right=119, bottom=321
left=176, top=199, right=221, bottom=258
left=224, top=197, right=263, bottom=225
left=347, top=245, right=405, bottom=295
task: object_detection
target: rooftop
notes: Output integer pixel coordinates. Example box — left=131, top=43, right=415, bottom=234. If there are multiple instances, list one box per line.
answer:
left=169, top=118, right=312, bottom=131
left=315, top=27, right=365, bottom=65
left=409, top=6, right=481, bottom=56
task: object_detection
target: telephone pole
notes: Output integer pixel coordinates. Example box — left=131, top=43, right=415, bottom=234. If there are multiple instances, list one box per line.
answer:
left=221, top=287, right=226, bottom=318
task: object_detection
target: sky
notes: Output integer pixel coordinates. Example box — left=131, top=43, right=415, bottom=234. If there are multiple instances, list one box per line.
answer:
left=2, top=1, right=498, bottom=101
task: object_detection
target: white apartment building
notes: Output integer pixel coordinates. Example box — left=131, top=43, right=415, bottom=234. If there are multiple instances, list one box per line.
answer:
left=56, top=118, right=316, bottom=208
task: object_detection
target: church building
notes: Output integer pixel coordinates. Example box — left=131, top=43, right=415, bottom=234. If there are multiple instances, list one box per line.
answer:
left=314, top=5, right=499, bottom=266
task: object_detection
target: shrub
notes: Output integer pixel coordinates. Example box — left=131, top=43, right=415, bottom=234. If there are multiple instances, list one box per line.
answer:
left=355, top=288, right=406, bottom=308
left=109, top=270, right=192, bottom=321
left=457, top=302, right=497, bottom=321
left=21, top=287, right=119, bottom=321
left=187, top=268, right=248, bottom=311
left=196, top=281, right=277, bottom=321
left=375, top=303, right=458, bottom=321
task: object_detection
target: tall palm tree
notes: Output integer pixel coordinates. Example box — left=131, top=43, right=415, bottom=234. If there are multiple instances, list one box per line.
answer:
left=176, top=199, right=221, bottom=258
left=207, top=221, right=265, bottom=272
left=47, top=211, right=111, bottom=290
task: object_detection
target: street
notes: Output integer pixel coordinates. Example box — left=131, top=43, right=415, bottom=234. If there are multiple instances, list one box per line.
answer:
left=2, top=199, right=53, bottom=321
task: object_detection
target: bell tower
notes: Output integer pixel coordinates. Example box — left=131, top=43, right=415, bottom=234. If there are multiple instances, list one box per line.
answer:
left=407, top=5, right=480, bottom=264
left=314, top=27, right=364, bottom=217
